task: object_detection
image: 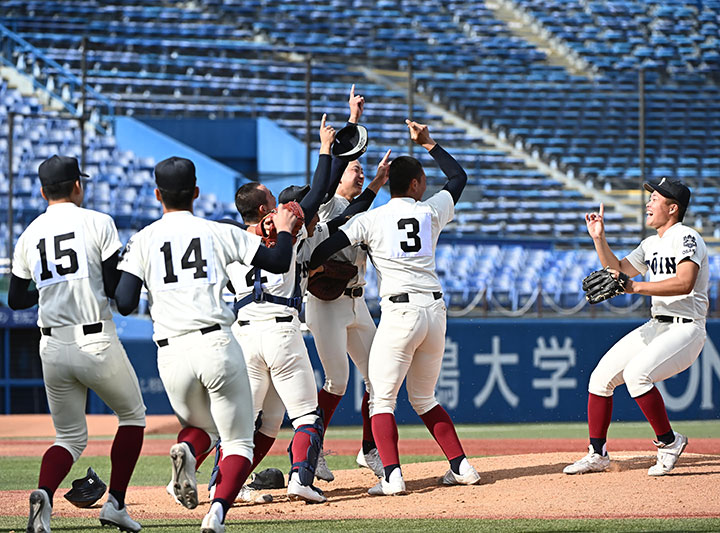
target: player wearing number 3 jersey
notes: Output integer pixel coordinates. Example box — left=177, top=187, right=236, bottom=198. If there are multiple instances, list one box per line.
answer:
left=115, top=156, right=297, bottom=533
left=310, top=120, right=481, bottom=496
left=10, top=155, right=146, bottom=533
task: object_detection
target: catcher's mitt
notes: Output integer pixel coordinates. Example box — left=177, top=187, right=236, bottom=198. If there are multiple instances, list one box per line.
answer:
left=255, top=201, right=305, bottom=247
left=63, top=467, right=107, bottom=508
left=308, top=259, right=358, bottom=301
left=582, top=267, right=629, bottom=304
left=247, top=467, right=285, bottom=490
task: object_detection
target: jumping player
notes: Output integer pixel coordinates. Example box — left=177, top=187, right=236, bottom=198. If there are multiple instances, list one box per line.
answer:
left=564, top=178, right=707, bottom=476
left=9, top=155, right=146, bottom=533
left=309, top=120, right=481, bottom=495
left=307, top=85, right=384, bottom=478
left=115, top=156, right=297, bottom=532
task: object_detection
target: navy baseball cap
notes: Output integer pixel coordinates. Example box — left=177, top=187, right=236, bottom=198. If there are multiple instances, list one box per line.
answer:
left=154, top=156, right=197, bottom=191
left=38, top=155, right=89, bottom=186
left=644, top=177, right=691, bottom=208
left=331, top=124, right=368, bottom=162
left=278, top=184, right=310, bottom=204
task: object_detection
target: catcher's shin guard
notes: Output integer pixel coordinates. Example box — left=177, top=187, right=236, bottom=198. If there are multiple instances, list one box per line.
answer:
left=287, top=418, right=324, bottom=486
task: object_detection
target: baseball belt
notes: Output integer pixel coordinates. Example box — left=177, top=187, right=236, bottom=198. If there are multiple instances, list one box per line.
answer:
left=654, top=315, right=693, bottom=324
left=156, top=323, right=221, bottom=347
left=237, top=316, right=294, bottom=327
left=388, top=292, right=443, bottom=303
left=343, top=287, right=363, bottom=297
left=41, top=322, right=102, bottom=337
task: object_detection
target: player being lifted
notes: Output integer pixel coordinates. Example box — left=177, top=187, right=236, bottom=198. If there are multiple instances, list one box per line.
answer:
left=566, top=178, right=708, bottom=476
left=309, top=120, right=481, bottom=495
left=9, top=155, right=146, bottom=533
left=115, top=156, right=297, bottom=532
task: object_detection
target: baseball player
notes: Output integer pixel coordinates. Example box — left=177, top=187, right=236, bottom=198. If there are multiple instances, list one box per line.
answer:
left=306, top=85, right=384, bottom=478
left=227, top=116, right=336, bottom=503
left=114, top=156, right=297, bottom=533
left=205, top=149, right=388, bottom=503
left=564, top=178, right=708, bottom=476
left=8, top=155, right=146, bottom=533
left=309, top=120, right=482, bottom=496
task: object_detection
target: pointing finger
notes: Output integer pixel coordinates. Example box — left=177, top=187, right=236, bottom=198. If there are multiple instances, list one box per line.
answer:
left=381, top=148, right=391, bottom=164
left=350, top=84, right=355, bottom=98
left=599, top=203, right=604, bottom=217
left=321, top=113, right=327, bottom=129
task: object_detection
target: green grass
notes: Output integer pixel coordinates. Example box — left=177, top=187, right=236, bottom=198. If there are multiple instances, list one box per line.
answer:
left=3, top=422, right=719, bottom=532
left=3, top=517, right=720, bottom=532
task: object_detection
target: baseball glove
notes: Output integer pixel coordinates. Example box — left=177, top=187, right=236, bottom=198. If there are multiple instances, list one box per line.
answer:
left=63, top=467, right=107, bottom=508
left=308, top=259, right=358, bottom=301
left=582, top=267, right=629, bottom=304
left=255, top=201, right=305, bottom=247
left=247, top=467, right=285, bottom=490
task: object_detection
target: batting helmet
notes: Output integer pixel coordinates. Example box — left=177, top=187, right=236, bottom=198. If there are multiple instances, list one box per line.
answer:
left=331, top=124, right=368, bottom=162
left=63, top=467, right=107, bottom=508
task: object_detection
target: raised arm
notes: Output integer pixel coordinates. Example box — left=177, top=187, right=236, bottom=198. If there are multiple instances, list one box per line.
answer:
left=586, top=203, right=640, bottom=277
left=300, top=114, right=335, bottom=223
left=406, top=120, right=467, bottom=204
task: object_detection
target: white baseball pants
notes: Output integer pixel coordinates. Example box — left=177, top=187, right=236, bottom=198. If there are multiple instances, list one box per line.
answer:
left=233, top=318, right=319, bottom=428
left=156, top=327, right=254, bottom=460
left=369, top=295, right=447, bottom=417
left=306, top=292, right=375, bottom=396
left=39, top=320, right=146, bottom=461
left=589, top=319, right=706, bottom=398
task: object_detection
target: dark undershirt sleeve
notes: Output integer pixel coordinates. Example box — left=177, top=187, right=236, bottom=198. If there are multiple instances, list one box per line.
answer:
left=299, top=154, right=332, bottom=223
left=101, top=250, right=122, bottom=298
left=309, top=231, right=351, bottom=269
left=432, top=144, right=468, bottom=204
left=7, top=274, right=38, bottom=310
left=114, top=272, right=144, bottom=316
left=250, top=232, right=293, bottom=273
left=326, top=188, right=376, bottom=234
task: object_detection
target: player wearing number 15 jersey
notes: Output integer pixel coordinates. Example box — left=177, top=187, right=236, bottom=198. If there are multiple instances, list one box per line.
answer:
left=115, top=156, right=297, bottom=533
left=310, top=120, right=481, bottom=496
left=9, top=155, right=146, bottom=533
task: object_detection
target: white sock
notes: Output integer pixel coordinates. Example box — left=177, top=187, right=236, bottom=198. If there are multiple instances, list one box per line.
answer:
left=458, top=457, right=472, bottom=476
left=209, top=501, right=224, bottom=523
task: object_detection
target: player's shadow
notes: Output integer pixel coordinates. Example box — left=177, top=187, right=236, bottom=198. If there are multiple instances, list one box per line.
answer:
left=610, top=454, right=720, bottom=473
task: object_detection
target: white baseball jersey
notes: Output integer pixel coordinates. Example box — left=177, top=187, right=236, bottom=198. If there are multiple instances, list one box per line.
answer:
left=12, top=202, right=122, bottom=328
left=229, top=225, right=307, bottom=321
left=118, top=211, right=261, bottom=341
left=625, top=222, right=709, bottom=320
left=318, top=195, right=367, bottom=287
left=340, top=190, right=454, bottom=298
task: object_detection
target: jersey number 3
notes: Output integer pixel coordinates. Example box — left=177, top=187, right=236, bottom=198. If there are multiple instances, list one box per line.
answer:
left=397, top=218, right=422, bottom=252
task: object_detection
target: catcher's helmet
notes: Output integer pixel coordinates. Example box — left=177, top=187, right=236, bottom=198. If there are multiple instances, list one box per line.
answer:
left=247, top=467, right=286, bottom=490
left=331, top=124, right=368, bottom=162
left=63, top=467, right=107, bottom=508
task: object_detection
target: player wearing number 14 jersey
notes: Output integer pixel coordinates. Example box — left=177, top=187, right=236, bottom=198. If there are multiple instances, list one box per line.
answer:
left=309, top=120, right=481, bottom=496
left=115, top=156, right=297, bottom=533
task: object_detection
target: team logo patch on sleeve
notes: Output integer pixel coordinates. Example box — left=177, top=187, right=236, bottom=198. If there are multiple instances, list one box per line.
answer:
left=682, top=234, right=697, bottom=255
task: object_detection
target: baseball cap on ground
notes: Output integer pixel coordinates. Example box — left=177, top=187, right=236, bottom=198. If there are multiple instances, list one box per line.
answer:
left=278, top=184, right=310, bottom=204
left=154, top=156, right=196, bottom=191
left=644, top=177, right=691, bottom=208
left=38, top=155, right=89, bottom=186
left=331, top=123, right=368, bottom=162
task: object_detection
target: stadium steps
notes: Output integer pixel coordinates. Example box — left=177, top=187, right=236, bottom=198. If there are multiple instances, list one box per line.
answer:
left=485, top=0, right=589, bottom=79
left=495, top=0, right=597, bottom=79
